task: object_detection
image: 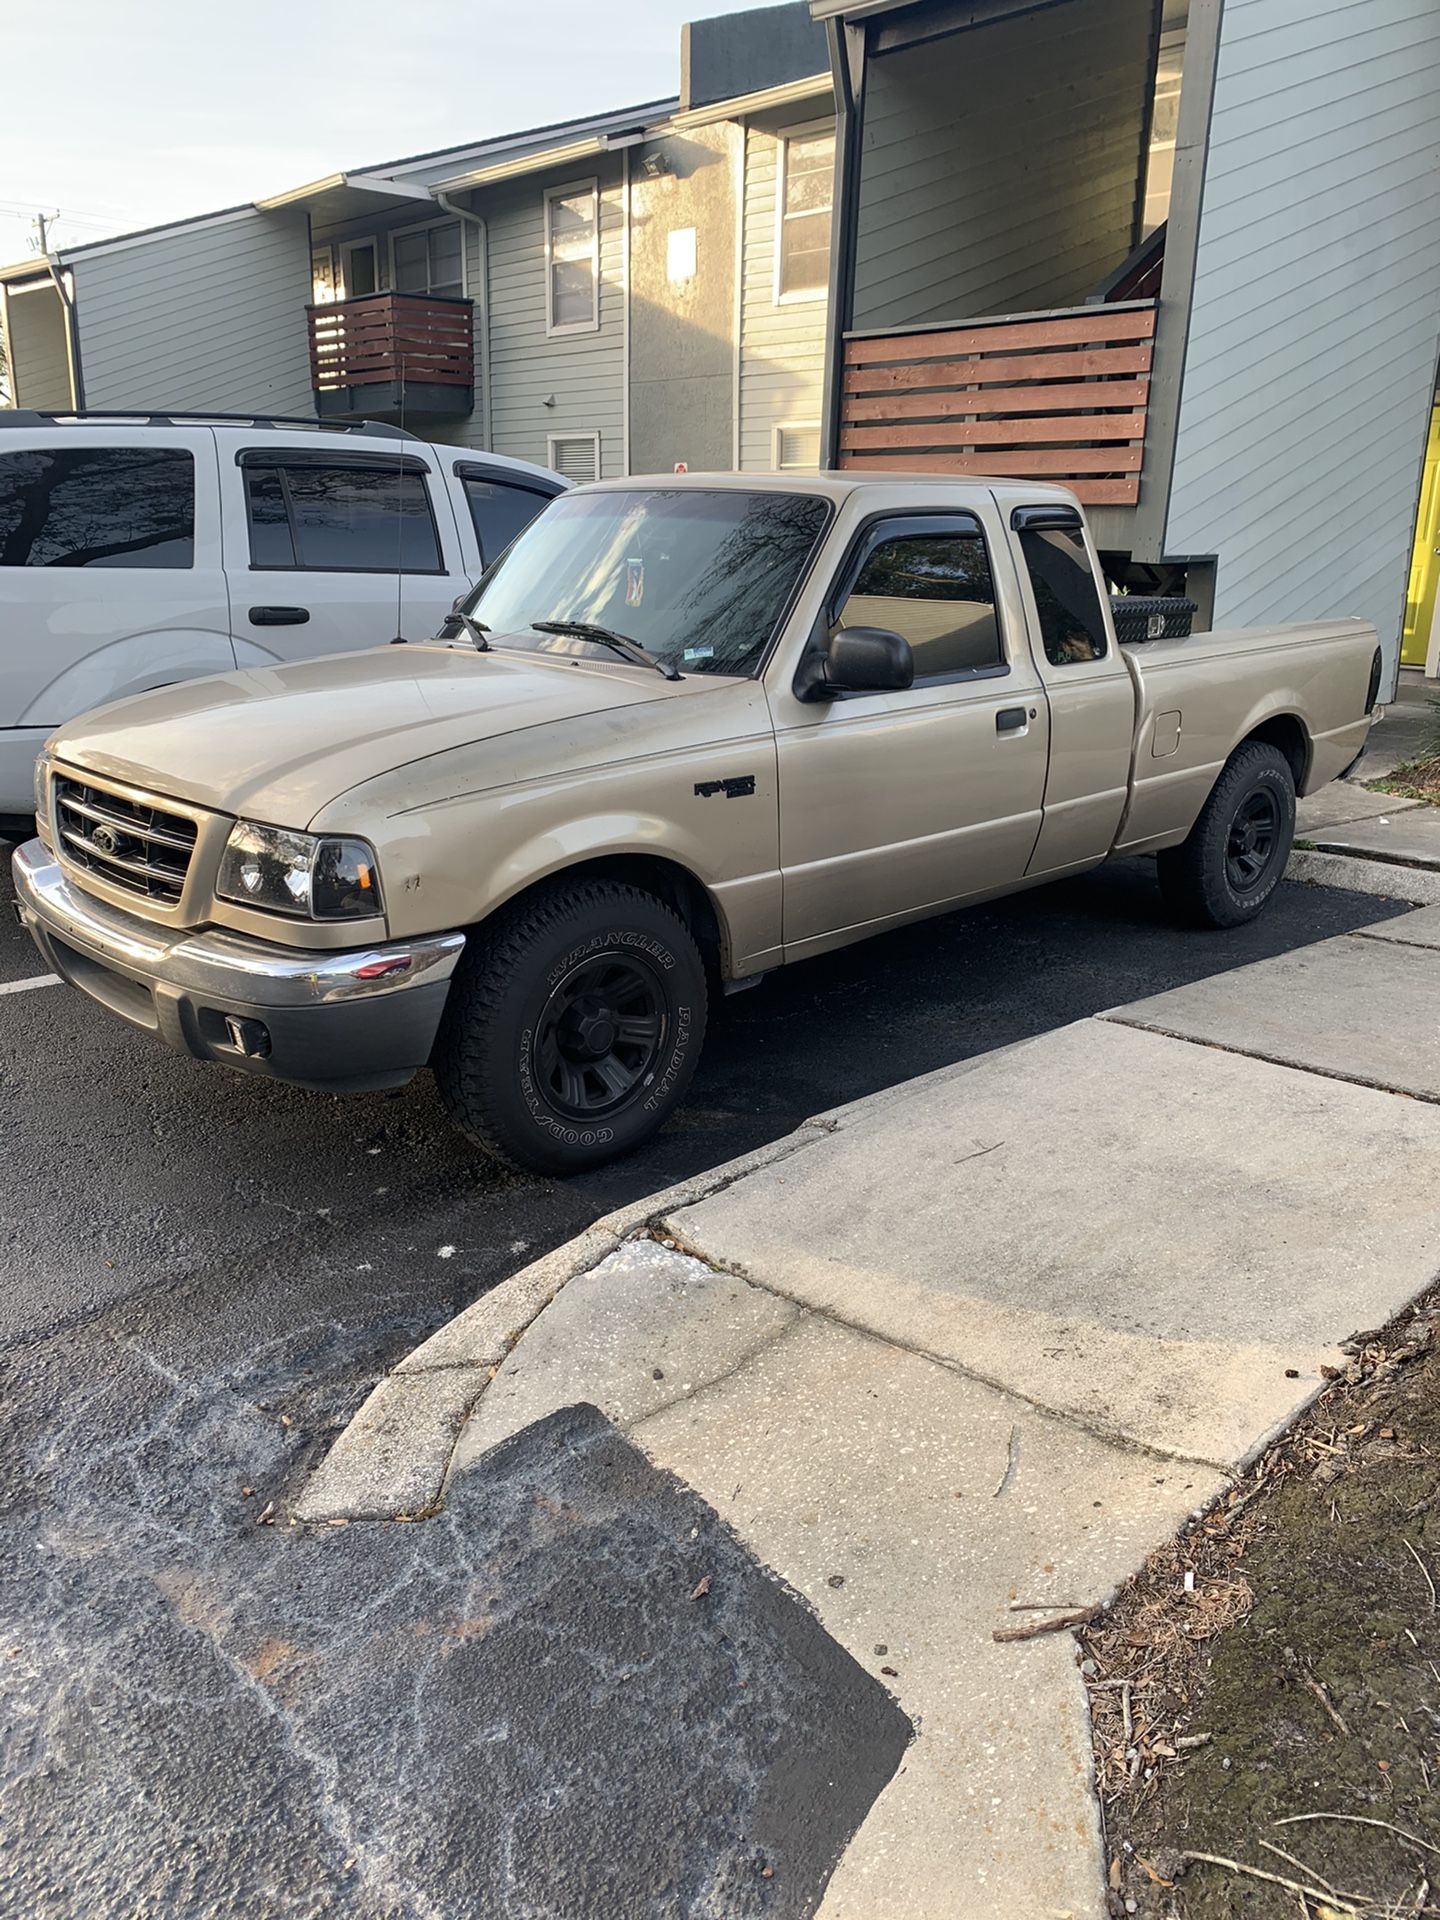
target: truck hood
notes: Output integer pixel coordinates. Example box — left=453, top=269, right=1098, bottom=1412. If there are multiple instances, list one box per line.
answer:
left=47, top=642, right=713, bottom=826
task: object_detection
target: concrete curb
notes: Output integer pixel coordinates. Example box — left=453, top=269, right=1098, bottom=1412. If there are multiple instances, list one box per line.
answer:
left=1286, top=846, right=1440, bottom=904
left=292, top=1046, right=1023, bottom=1524
left=292, top=1122, right=837, bottom=1522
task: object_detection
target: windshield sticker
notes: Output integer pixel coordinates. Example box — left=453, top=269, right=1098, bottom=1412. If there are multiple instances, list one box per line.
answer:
left=626, top=557, right=644, bottom=608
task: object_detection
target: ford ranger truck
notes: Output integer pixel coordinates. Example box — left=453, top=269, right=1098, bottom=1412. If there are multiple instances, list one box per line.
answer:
left=15, top=474, right=1382, bottom=1174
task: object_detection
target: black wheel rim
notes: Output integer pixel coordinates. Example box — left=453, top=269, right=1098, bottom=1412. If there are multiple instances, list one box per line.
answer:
left=1226, top=787, right=1281, bottom=892
left=533, top=954, right=667, bottom=1121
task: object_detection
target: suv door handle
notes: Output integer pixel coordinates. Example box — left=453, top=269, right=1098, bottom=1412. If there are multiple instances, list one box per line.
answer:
left=248, top=605, right=310, bottom=626
left=995, top=706, right=1028, bottom=734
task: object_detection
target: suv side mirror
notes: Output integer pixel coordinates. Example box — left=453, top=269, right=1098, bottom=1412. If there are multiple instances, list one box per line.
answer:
left=796, top=625, right=914, bottom=702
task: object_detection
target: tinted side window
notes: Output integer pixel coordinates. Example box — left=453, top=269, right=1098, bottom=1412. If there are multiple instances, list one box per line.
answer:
left=243, top=463, right=442, bottom=573
left=1019, top=527, right=1110, bottom=664
left=840, top=530, right=1002, bottom=681
left=462, top=478, right=555, bottom=562
left=0, top=447, right=194, bottom=569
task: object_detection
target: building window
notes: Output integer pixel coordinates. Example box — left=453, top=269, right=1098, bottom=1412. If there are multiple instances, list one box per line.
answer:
left=773, top=423, right=822, bottom=472
left=391, top=221, right=464, bottom=299
left=545, top=181, right=600, bottom=334
left=775, top=126, right=834, bottom=301
left=546, top=433, right=601, bottom=485
left=1142, top=29, right=1186, bottom=235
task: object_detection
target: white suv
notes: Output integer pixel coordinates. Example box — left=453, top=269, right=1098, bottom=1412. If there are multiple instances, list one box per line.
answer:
left=0, top=411, right=566, bottom=825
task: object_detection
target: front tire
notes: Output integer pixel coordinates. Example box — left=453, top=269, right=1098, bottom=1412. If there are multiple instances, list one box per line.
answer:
left=434, top=880, right=708, bottom=1175
left=1157, top=741, right=1296, bottom=929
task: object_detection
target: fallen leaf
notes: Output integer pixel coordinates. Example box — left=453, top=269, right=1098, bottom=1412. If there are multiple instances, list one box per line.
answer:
left=688, top=1575, right=711, bottom=1601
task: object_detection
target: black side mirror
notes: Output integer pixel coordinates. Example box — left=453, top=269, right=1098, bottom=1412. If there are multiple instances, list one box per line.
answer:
left=796, top=625, right=914, bottom=702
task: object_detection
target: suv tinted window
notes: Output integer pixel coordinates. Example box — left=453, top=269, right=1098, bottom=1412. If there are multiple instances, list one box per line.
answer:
left=0, top=447, right=194, bottom=568
left=243, top=462, right=442, bottom=573
left=1018, top=526, right=1109, bottom=664
left=839, top=527, right=1002, bottom=681
left=461, top=477, right=555, bottom=563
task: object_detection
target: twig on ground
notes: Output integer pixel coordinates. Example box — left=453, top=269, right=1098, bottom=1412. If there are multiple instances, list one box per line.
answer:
left=1258, top=1839, right=1362, bottom=1904
left=1302, top=1673, right=1352, bottom=1737
left=1403, top=1537, right=1437, bottom=1614
left=1275, top=1813, right=1440, bottom=1862
left=992, top=1424, right=1020, bottom=1499
left=993, top=1606, right=1098, bottom=1643
left=1009, top=1600, right=1086, bottom=1611
left=1121, top=1679, right=1132, bottom=1747
left=1182, top=1850, right=1363, bottom=1913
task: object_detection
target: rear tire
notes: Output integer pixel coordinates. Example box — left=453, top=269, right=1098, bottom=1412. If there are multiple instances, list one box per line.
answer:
left=434, top=879, right=708, bottom=1175
left=1157, top=741, right=1296, bottom=929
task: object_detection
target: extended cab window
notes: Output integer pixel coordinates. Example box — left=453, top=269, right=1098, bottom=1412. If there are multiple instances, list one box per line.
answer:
left=0, top=447, right=194, bottom=568
left=837, top=524, right=1002, bottom=682
left=459, top=475, right=557, bottom=564
left=1018, top=525, right=1109, bottom=665
left=242, top=458, right=442, bottom=573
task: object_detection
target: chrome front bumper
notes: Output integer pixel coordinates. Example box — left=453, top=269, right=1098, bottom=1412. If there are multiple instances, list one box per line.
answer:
left=12, top=839, right=466, bottom=1093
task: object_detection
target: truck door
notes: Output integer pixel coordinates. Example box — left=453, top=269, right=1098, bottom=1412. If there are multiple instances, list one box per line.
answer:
left=769, top=505, right=1050, bottom=955
left=215, top=432, right=469, bottom=663
left=1005, top=501, right=1136, bottom=875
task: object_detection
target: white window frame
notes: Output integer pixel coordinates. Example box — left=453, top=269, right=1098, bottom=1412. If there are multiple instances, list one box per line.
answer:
left=544, top=178, right=601, bottom=337
left=772, top=422, right=822, bottom=472
left=339, top=236, right=381, bottom=299
left=546, top=430, right=602, bottom=484
left=772, top=119, right=835, bottom=308
left=387, top=216, right=467, bottom=299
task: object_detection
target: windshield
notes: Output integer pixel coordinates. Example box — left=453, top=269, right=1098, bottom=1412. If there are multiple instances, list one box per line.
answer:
left=460, top=487, right=830, bottom=677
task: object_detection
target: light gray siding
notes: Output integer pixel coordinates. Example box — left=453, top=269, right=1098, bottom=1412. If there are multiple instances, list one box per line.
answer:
left=3, top=282, right=72, bottom=408
left=474, top=158, right=627, bottom=476
left=70, top=209, right=314, bottom=414
left=851, top=0, right=1157, bottom=331
left=1165, top=0, right=1440, bottom=691
left=739, top=106, right=834, bottom=472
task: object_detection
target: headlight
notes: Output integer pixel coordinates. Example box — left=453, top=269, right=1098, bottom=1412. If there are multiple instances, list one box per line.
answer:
left=216, top=821, right=383, bottom=921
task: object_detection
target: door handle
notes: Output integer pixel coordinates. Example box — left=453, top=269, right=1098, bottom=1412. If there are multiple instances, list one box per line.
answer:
left=995, top=706, right=1029, bottom=734
left=248, top=605, right=310, bottom=626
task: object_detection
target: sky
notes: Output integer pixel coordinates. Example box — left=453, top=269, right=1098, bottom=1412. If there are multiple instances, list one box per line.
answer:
left=0, top=0, right=781, bottom=265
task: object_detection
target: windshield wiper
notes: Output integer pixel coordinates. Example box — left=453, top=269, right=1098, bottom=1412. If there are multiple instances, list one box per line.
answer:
left=435, top=609, right=492, bottom=651
left=530, top=620, right=681, bottom=682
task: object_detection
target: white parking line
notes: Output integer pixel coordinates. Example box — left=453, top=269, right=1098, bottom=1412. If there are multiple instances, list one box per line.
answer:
left=0, top=974, right=61, bottom=995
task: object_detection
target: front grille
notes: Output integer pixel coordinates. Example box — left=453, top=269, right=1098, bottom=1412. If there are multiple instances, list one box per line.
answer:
left=52, top=773, right=198, bottom=905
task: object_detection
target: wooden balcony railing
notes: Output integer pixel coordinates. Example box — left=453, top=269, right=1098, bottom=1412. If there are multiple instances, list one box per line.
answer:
left=839, top=301, right=1157, bottom=505
left=307, top=291, right=474, bottom=406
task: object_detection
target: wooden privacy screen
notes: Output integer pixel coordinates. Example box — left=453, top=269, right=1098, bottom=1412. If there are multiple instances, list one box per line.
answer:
left=839, top=302, right=1156, bottom=505
left=307, top=293, right=475, bottom=393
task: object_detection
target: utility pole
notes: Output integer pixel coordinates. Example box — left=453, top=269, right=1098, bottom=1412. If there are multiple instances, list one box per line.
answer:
left=30, top=211, right=56, bottom=256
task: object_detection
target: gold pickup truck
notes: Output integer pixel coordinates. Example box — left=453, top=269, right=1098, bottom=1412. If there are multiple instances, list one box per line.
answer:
left=16, top=473, right=1381, bottom=1173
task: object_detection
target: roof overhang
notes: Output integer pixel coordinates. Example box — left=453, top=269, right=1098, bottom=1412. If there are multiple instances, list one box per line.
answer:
left=431, top=126, right=660, bottom=194
left=668, top=70, right=832, bottom=128
left=256, top=170, right=435, bottom=228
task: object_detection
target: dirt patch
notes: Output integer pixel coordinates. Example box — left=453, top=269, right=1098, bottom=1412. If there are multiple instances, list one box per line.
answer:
left=1084, top=1291, right=1440, bottom=1919
left=1367, top=759, right=1440, bottom=805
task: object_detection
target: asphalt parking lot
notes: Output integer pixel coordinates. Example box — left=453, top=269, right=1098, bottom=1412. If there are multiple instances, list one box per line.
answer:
left=0, top=848, right=1407, bottom=1915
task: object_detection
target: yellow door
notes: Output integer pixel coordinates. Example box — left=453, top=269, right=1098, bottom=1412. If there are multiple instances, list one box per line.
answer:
left=1402, top=404, right=1440, bottom=669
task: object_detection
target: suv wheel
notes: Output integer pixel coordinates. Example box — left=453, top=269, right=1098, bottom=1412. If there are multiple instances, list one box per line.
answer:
left=434, top=880, right=708, bottom=1175
left=1157, top=740, right=1296, bottom=929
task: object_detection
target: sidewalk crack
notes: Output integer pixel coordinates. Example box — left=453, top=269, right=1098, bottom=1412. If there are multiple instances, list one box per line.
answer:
left=656, top=1219, right=1236, bottom=1477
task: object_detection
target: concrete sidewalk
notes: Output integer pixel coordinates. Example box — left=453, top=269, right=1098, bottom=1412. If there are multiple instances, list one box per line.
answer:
left=298, top=897, right=1440, bottom=1919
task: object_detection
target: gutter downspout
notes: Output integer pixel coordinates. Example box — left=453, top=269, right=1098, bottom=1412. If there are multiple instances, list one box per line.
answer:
left=44, top=255, right=86, bottom=409
left=434, top=192, right=490, bottom=448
